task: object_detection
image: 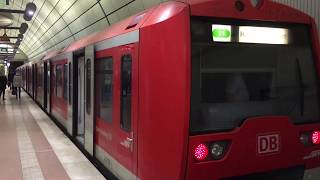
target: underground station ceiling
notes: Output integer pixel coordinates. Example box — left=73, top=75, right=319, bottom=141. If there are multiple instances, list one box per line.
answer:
left=0, top=0, right=166, bottom=61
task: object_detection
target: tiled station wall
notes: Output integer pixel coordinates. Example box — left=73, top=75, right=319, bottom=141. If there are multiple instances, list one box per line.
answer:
left=272, top=0, right=320, bottom=39
left=8, top=0, right=167, bottom=59
left=8, top=0, right=319, bottom=59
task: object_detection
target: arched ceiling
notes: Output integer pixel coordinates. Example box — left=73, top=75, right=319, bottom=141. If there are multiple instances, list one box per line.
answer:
left=2, top=0, right=167, bottom=60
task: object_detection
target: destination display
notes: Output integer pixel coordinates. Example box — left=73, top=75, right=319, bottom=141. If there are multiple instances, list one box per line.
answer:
left=212, top=24, right=289, bottom=45
left=239, top=26, right=288, bottom=44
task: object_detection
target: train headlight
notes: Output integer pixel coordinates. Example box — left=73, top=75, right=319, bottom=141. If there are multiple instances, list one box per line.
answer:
left=300, top=132, right=311, bottom=146
left=210, top=141, right=230, bottom=160
left=211, top=143, right=224, bottom=158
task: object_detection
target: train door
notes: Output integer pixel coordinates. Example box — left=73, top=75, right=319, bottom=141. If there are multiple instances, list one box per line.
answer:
left=117, top=45, right=138, bottom=179
left=94, top=44, right=138, bottom=179
left=77, top=56, right=85, bottom=144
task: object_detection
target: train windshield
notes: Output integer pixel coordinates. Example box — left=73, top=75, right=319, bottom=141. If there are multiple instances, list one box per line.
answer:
left=190, top=17, right=320, bottom=134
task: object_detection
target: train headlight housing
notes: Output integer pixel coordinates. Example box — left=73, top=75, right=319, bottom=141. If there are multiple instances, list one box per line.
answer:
left=194, top=141, right=230, bottom=162
left=300, top=130, right=320, bottom=146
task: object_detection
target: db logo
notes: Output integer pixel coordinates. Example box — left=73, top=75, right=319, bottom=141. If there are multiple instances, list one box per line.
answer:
left=257, top=133, right=280, bottom=155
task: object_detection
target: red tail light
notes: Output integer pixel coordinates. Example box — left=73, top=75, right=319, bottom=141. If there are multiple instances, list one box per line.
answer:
left=312, top=131, right=320, bottom=145
left=194, top=144, right=209, bottom=161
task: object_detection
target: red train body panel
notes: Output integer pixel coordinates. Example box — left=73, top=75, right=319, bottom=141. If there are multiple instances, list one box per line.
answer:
left=18, top=0, right=320, bottom=179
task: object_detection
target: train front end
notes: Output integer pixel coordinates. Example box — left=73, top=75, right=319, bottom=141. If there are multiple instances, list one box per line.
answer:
left=186, top=0, right=320, bottom=179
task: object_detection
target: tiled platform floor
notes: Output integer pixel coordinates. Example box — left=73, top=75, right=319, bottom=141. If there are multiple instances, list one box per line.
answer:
left=0, top=90, right=106, bottom=180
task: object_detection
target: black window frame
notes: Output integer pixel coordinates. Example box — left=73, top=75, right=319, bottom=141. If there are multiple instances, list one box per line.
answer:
left=190, top=17, right=320, bottom=135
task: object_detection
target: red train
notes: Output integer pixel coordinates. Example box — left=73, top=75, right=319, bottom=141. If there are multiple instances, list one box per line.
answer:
left=18, top=0, right=320, bottom=179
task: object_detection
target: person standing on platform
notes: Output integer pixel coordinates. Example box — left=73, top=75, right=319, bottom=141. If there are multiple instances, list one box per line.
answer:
left=13, top=70, right=22, bottom=99
left=8, top=69, right=14, bottom=90
left=0, top=75, right=7, bottom=101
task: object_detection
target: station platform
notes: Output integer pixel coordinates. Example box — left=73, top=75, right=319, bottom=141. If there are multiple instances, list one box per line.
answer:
left=0, top=90, right=106, bottom=180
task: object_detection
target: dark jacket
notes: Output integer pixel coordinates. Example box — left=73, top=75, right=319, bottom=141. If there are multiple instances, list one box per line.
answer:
left=0, top=76, right=7, bottom=90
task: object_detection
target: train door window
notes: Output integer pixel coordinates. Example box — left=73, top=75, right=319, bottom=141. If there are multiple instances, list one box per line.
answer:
left=96, top=57, right=113, bottom=123
left=69, top=62, right=71, bottom=104
left=56, top=65, right=63, bottom=97
left=120, top=55, right=132, bottom=132
left=86, top=58, right=91, bottom=114
left=63, top=64, right=68, bottom=100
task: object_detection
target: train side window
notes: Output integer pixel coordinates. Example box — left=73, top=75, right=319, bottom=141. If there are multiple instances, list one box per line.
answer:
left=96, top=57, right=113, bottom=123
left=120, top=55, right=132, bottom=132
left=56, top=65, right=63, bottom=97
left=86, top=58, right=91, bottom=114
left=63, top=64, right=68, bottom=100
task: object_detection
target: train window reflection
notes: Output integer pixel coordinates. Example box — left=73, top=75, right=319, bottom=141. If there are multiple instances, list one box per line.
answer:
left=96, top=57, right=113, bottom=123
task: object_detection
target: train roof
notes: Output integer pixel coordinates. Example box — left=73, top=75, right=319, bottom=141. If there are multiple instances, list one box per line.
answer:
left=187, top=0, right=311, bottom=23
left=40, top=0, right=313, bottom=61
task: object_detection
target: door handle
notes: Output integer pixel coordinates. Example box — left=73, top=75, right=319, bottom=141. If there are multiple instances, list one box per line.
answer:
left=126, top=137, right=133, bottom=143
left=126, top=137, right=134, bottom=152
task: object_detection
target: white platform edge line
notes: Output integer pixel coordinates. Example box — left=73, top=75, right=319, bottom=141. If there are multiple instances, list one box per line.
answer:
left=25, top=98, right=105, bottom=180
left=15, top=106, right=45, bottom=180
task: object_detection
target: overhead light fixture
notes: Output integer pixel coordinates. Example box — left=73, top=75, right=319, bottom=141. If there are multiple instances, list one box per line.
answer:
left=19, top=23, right=28, bottom=34
left=17, top=34, right=23, bottom=41
left=27, top=10, right=34, bottom=16
left=24, top=2, right=37, bottom=21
